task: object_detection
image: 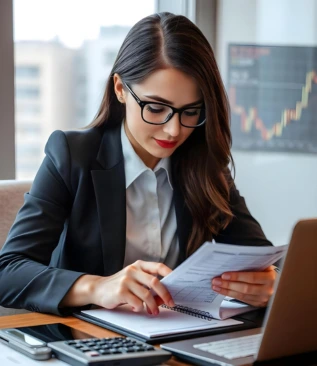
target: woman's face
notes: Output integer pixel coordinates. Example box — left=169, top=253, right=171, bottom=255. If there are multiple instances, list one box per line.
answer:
left=114, top=68, right=203, bottom=169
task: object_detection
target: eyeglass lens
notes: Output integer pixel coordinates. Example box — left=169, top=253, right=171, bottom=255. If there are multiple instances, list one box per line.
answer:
left=142, top=104, right=205, bottom=127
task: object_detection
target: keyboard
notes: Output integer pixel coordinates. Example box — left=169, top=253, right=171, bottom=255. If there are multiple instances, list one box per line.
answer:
left=193, top=333, right=262, bottom=360
left=48, top=336, right=171, bottom=365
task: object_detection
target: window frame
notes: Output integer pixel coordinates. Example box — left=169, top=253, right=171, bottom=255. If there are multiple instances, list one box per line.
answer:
left=0, top=0, right=15, bottom=179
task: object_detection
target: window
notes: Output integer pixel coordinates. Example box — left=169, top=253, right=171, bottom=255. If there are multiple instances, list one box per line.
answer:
left=15, top=65, right=40, bottom=78
left=15, top=86, right=40, bottom=99
left=16, top=103, right=41, bottom=116
left=18, top=124, right=41, bottom=135
left=13, top=0, right=156, bottom=179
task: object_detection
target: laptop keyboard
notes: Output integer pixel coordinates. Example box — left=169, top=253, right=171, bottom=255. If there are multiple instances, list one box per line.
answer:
left=193, top=333, right=262, bottom=360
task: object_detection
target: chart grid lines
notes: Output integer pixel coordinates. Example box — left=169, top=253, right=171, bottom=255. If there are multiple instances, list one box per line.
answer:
left=227, top=44, right=317, bottom=153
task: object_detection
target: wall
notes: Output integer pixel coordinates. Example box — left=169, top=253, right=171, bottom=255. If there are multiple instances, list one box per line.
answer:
left=0, top=1, right=15, bottom=179
left=216, top=0, right=317, bottom=244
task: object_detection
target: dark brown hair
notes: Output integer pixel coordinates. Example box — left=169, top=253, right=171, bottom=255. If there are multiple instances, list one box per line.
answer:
left=88, top=12, right=234, bottom=255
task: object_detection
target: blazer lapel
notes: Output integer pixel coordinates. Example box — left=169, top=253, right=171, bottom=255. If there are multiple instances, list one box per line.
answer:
left=92, top=125, right=126, bottom=276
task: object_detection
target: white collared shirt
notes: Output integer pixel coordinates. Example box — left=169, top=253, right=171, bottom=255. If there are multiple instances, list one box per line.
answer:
left=121, top=123, right=179, bottom=269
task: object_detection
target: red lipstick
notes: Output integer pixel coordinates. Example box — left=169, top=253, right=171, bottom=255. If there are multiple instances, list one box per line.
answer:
left=154, top=139, right=178, bottom=148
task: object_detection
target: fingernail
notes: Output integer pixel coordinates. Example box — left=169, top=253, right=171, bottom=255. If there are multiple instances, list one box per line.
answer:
left=222, top=274, right=231, bottom=280
left=168, top=300, right=175, bottom=307
left=213, top=279, right=222, bottom=286
left=153, top=309, right=159, bottom=316
left=213, top=286, right=221, bottom=292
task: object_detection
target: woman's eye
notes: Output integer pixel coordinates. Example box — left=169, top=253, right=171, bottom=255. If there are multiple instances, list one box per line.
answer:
left=146, top=105, right=165, bottom=114
left=184, top=109, right=199, bottom=117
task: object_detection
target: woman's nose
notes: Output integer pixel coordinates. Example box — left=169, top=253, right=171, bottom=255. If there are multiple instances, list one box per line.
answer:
left=162, top=112, right=181, bottom=137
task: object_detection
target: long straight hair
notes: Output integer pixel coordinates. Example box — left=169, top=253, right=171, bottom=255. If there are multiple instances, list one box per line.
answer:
left=87, top=12, right=234, bottom=256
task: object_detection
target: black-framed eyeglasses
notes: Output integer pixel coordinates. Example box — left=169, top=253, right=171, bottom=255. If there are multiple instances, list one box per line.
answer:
left=123, top=82, right=206, bottom=128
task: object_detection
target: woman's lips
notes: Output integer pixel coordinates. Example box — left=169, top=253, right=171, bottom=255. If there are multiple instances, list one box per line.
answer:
left=154, top=139, right=178, bottom=148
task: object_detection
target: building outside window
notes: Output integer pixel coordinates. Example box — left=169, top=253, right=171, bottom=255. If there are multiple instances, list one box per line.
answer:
left=13, top=0, right=155, bottom=179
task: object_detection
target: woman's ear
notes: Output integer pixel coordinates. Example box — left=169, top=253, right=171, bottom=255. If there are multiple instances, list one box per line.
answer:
left=113, top=73, right=126, bottom=103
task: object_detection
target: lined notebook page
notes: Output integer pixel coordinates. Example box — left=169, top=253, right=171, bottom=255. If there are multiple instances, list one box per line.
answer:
left=80, top=305, right=242, bottom=338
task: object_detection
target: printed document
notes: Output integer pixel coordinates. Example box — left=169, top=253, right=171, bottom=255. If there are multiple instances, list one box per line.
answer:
left=161, top=241, right=287, bottom=319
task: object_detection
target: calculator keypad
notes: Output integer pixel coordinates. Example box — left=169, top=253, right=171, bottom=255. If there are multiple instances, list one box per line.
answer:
left=65, top=336, right=155, bottom=356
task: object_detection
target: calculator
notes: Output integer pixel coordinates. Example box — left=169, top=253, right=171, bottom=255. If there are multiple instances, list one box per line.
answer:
left=48, top=336, right=172, bottom=365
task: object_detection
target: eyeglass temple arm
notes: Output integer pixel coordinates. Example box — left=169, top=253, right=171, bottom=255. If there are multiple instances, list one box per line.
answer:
left=122, top=81, right=142, bottom=104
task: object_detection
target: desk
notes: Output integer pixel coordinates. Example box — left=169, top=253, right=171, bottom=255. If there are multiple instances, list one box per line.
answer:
left=2, top=313, right=316, bottom=366
left=0, top=313, right=191, bottom=366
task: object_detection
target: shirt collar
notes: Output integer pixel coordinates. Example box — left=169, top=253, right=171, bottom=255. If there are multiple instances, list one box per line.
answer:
left=121, top=123, right=173, bottom=189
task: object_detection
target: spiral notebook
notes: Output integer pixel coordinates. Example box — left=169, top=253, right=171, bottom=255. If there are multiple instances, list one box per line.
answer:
left=75, top=242, right=286, bottom=342
left=75, top=304, right=244, bottom=343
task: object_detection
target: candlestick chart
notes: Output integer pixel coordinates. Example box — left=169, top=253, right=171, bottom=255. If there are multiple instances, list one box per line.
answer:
left=228, top=44, right=317, bottom=153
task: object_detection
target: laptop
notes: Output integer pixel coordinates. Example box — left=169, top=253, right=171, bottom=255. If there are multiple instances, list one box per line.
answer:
left=161, top=219, right=317, bottom=366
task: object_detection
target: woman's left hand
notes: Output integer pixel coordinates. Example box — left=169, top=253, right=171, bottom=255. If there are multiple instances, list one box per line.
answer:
left=211, top=265, right=277, bottom=307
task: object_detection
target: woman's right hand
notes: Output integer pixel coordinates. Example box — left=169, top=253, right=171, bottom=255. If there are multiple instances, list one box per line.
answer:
left=90, top=260, right=175, bottom=315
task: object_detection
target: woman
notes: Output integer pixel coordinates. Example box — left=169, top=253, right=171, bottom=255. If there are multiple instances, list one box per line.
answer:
left=0, top=12, right=276, bottom=316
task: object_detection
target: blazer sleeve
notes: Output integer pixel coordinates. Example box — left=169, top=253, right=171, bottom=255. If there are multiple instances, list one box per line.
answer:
left=0, top=131, right=86, bottom=315
left=213, top=183, right=272, bottom=247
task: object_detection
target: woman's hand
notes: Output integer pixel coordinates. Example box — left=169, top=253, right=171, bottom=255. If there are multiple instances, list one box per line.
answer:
left=211, top=265, right=277, bottom=307
left=91, top=260, right=175, bottom=315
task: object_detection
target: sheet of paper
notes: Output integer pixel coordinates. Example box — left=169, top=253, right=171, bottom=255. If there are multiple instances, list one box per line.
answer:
left=0, top=342, right=68, bottom=366
left=81, top=304, right=242, bottom=338
left=161, top=241, right=287, bottom=315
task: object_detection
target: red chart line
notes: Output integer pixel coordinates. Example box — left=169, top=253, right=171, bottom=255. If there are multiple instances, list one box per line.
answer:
left=229, top=71, right=317, bottom=141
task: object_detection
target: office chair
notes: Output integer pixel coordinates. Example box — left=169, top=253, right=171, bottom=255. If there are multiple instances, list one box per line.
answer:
left=0, top=179, right=32, bottom=316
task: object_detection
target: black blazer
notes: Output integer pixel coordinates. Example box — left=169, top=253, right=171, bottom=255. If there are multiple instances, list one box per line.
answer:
left=0, top=124, right=271, bottom=315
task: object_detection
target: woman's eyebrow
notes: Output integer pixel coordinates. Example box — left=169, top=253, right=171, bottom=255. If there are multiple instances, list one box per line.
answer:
left=143, top=94, right=203, bottom=107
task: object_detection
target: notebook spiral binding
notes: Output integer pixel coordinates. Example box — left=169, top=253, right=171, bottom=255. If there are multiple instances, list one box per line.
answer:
left=161, top=304, right=214, bottom=321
